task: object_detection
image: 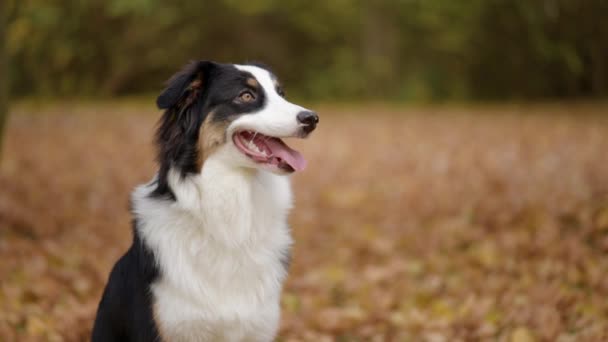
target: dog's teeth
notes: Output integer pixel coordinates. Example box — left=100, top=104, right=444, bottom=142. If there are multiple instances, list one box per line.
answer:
left=248, top=141, right=262, bottom=154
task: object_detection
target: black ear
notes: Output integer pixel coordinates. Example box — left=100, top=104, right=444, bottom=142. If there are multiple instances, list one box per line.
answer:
left=156, top=61, right=214, bottom=110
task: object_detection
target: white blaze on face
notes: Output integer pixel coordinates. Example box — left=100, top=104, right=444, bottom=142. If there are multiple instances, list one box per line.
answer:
left=231, top=65, right=308, bottom=137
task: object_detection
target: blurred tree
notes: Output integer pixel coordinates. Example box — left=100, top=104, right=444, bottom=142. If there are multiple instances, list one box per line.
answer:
left=467, top=0, right=608, bottom=99
left=0, top=0, right=7, bottom=155
left=4, top=0, right=608, bottom=102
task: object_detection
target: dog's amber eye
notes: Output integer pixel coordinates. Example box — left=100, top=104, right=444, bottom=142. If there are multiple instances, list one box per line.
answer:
left=238, top=91, right=255, bottom=102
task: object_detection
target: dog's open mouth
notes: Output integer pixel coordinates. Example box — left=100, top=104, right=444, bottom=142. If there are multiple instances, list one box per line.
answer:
left=233, top=131, right=307, bottom=172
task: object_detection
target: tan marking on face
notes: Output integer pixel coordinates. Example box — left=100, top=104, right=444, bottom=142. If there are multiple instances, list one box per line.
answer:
left=190, top=79, right=202, bottom=89
left=198, top=111, right=228, bottom=168
left=246, top=77, right=259, bottom=88
left=180, top=78, right=204, bottom=107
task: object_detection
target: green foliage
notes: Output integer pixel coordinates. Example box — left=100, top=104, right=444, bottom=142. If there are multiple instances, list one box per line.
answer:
left=1, top=0, right=8, bottom=153
left=5, top=0, right=608, bottom=101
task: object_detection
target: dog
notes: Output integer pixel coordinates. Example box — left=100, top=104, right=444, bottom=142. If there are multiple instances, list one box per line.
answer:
left=91, top=61, right=318, bottom=341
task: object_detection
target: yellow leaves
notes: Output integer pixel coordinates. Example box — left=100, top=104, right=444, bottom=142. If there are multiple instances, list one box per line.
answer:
left=388, top=311, right=407, bottom=326
left=469, top=241, right=499, bottom=269
left=72, top=278, right=92, bottom=298
left=594, top=206, right=608, bottom=231
left=282, top=293, right=301, bottom=314
left=323, top=265, right=346, bottom=284
left=511, top=327, right=536, bottom=342
left=4, top=104, right=608, bottom=340
left=322, top=187, right=367, bottom=210
left=430, top=300, right=455, bottom=320
left=25, top=316, right=47, bottom=337
left=404, top=259, right=425, bottom=276
left=484, top=309, right=503, bottom=325
left=315, top=305, right=367, bottom=331
left=24, top=316, right=64, bottom=341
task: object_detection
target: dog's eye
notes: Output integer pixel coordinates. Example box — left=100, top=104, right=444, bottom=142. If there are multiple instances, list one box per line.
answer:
left=238, top=91, right=256, bottom=103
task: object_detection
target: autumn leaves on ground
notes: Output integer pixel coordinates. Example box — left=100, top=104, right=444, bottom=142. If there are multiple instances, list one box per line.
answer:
left=1, top=103, right=608, bottom=341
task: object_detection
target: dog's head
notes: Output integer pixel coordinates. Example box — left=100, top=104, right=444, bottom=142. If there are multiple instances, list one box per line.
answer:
left=153, top=61, right=318, bottom=196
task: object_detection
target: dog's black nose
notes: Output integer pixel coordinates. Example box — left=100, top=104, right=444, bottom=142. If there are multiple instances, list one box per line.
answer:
left=297, top=111, right=319, bottom=134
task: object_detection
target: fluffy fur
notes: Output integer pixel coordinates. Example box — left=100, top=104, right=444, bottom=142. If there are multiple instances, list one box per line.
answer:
left=92, top=61, right=317, bottom=341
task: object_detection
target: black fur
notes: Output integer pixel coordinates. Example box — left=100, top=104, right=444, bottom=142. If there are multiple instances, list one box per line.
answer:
left=92, top=221, right=160, bottom=342
left=152, top=63, right=208, bottom=199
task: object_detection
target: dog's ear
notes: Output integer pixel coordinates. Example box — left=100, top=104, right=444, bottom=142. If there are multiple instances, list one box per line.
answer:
left=156, top=61, right=214, bottom=110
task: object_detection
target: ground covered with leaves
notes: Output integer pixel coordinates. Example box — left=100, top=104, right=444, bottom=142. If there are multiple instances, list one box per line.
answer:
left=1, top=103, right=608, bottom=341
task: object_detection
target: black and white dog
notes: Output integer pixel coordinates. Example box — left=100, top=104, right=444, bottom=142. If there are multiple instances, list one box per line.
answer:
left=92, top=61, right=318, bottom=341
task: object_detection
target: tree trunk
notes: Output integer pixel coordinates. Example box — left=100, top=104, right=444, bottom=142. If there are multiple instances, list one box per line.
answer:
left=0, top=0, right=7, bottom=158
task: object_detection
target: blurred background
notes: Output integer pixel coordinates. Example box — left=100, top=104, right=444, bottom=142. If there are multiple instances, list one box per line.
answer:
left=3, top=0, right=608, bottom=101
left=1, top=1, right=608, bottom=341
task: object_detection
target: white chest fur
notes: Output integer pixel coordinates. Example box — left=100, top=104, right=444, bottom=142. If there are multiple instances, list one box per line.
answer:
left=132, top=158, right=293, bottom=342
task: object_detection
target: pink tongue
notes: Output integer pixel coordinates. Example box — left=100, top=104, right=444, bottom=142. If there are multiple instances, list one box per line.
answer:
left=265, top=138, right=307, bottom=171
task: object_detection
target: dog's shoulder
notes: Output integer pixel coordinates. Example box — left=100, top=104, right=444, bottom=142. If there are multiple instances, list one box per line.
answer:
left=92, top=231, right=161, bottom=341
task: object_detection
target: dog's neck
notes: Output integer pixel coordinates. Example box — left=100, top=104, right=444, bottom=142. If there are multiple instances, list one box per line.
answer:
left=132, top=154, right=293, bottom=339
left=135, top=154, right=293, bottom=248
